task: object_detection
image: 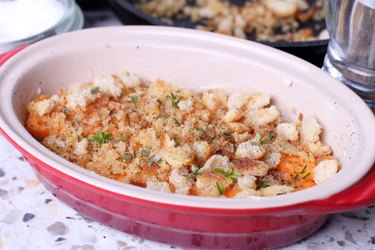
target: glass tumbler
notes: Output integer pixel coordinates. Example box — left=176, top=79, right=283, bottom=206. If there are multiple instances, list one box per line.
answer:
left=322, top=0, right=375, bottom=109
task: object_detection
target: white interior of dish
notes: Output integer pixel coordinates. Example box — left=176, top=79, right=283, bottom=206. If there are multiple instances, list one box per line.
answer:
left=1, top=26, right=374, bottom=209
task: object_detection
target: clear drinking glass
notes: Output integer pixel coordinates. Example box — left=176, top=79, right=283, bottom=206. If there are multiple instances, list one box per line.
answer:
left=322, top=0, right=375, bottom=109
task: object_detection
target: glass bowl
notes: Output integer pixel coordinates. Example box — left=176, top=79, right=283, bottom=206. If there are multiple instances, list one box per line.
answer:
left=0, top=0, right=84, bottom=53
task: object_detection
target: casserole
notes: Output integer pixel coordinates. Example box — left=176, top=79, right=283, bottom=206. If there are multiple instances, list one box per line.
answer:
left=0, top=26, right=374, bottom=249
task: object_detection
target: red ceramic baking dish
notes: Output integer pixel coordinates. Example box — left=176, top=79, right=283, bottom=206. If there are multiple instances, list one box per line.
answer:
left=0, top=27, right=374, bottom=249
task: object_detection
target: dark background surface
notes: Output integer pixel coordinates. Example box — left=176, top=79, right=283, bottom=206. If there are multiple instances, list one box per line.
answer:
left=76, top=0, right=328, bottom=67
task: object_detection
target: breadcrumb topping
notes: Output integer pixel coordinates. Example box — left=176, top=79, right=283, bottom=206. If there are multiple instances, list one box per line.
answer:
left=25, top=71, right=339, bottom=198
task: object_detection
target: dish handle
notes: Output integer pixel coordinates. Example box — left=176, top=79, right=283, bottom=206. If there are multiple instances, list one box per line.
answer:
left=302, top=164, right=375, bottom=213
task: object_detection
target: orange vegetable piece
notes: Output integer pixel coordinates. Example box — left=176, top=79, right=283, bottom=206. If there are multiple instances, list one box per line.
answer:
left=276, top=154, right=316, bottom=190
left=26, top=113, right=50, bottom=139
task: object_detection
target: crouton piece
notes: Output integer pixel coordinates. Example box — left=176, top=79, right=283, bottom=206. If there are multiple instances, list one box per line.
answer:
left=178, top=99, right=193, bottom=112
left=227, top=91, right=249, bottom=109
left=235, top=141, right=266, bottom=159
left=261, top=185, right=294, bottom=196
left=148, top=79, right=175, bottom=100
left=146, top=181, right=171, bottom=193
left=201, top=89, right=228, bottom=111
left=137, top=129, right=158, bottom=149
left=313, top=159, right=339, bottom=184
left=237, top=174, right=257, bottom=190
left=93, top=75, right=123, bottom=97
left=306, top=142, right=332, bottom=157
left=193, top=141, right=212, bottom=165
left=161, top=144, right=194, bottom=168
left=246, top=106, right=280, bottom=126
left=276, top=123, right=298, bottom=141
left=120, top=71, right=141, bottom=88
left=28, top=95, right=60, bottom=116
left=300, top=117, right=322, bottom=143
left=169, top=168, right=192, bottom=194
left=227, top=122, right=250, bottom=133
left=74, top=139, right=88, bottom=156
left=201, top=154, right=232, bottom=172
left=233, top=189, right=260, bottom=198
left=196, top=173, right=228, bottom=197
left=66, top=85, right=97, bottom=109
left=263, top=151, right=281, bottom=168
left=247, top=93, right=271, bottom=110
left=224, top=109, right=242, bottom=122
left=233, top=158, right=270, bottom=177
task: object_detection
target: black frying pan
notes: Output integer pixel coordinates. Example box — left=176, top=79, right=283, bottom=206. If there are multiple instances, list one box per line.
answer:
left=106, top=0, right=329, bottom=67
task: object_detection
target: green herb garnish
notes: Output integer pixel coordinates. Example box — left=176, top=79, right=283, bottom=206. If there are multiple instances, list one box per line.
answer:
left=213, top=168, right=241, bottom=184
left=293, top=165, right=311, bottom=181
left=168, top=92, right=181, bottom=108
left=161, top=113, right=169, bottom=119
left=196, top=128, right=207, bottom=136
left=90, top=87, right=100, bottom=95
left=147, top=155, right=155, bottom=166
left=130, top=96, right=138, bottom=107
left=140, top=148, right=150, bottom=158
left=172, top=134, right=179, bottom=144
left=88, top=132, right=112, bottom=146
left=257, top=179, right=270, bottom=189
left=269, top=131, right=276, bottom=140
left=122, top=152, right=134, bottom=161
left=116, top=133, right=127, bottom=142
left=256, top=132, right=276, bottom=145
left=222, top=130, right=233, bottom=136
left=172, top=117, right=180, bottom=125
left=188, top=165, right=204, bottom=179
left=260, top=136, right=270, bottom=145
left=62, top=106, right=69, bottom=114
left=216, top=181, right=225, bottom=195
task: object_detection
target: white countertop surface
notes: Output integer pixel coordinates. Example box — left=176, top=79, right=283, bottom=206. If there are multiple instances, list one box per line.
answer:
left=0, top=7, right=374, bottom=250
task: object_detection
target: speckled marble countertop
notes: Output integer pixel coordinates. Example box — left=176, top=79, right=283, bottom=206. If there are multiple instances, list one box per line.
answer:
left=1, top=136, right=375, bottom=250
left=1, top=6, right=375, bottom=250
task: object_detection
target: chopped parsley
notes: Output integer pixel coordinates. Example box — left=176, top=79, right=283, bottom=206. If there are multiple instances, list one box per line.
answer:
left=172, top=134, right=179, bottom=144
left=168, top=92, right=181, bottom=108
left=269, top=131, right=276, bottom=140
left=256, top=131, right=276, bottom=145
left=213, top=167, right=241, bottom=184
left=216, top=181, right=225, bottom=195
left=257, top=178, right=270, bottom=189
left=146, top=155, right=162, bottom=167
left=130, top=95, right=138, bottom=107
left=196, top=128, right=207, bottom=136
left=171, top=117, right=180, bottom=125
left=188, top=165, right=204, bottom=179
left=90, top=87, right=100, bottom=95
left=147, top=155, right=155, bottom=166
left=122, top=152, right=134, bottom=161
left=88, top=132, right=112, bottom=146
left=161, top=113, right=169, bottom=119
left=116, top=133, right=127, bottom=142
left=222, top=130, right=233, bottom=136
left=293, top=165, right=311, bottom=181
left=62, top=106, right=69, bottom=114
left=140, top=148, right=150, bottom=158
